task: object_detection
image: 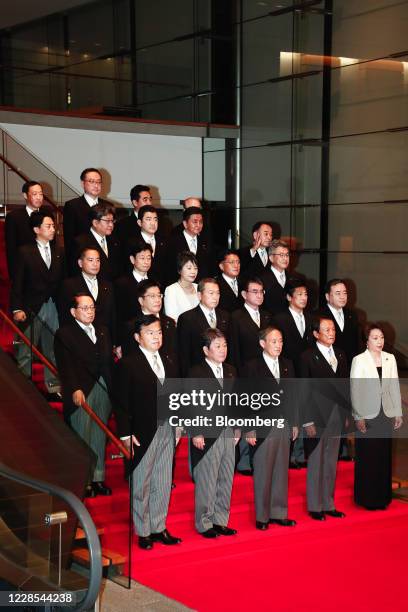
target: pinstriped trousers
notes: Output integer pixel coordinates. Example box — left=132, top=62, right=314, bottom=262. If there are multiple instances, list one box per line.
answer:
left=131, top=421, right=175, bottom=537
left=193, top=428, right=235, bottom=533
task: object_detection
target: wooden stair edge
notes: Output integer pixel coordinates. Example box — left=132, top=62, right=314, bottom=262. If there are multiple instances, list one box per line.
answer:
left=75, top=526, right=105, bottom=540
left=72, top=547, right=126, bottom=569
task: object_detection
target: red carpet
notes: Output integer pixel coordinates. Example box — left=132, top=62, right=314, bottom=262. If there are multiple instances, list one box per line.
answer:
left=88, top=438, right=408, bottom=612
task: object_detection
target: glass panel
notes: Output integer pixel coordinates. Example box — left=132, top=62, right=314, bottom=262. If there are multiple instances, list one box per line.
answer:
left=135, top=0, right=194, bottom=48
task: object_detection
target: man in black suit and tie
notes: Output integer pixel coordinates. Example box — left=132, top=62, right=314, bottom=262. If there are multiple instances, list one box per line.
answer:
left=189, top=328, right=239, bottom=538
left=300, top=316, right=350, bottom=520
left=238, top=221, right=273, bottom=279
left=273, top=281, right=313, bottom=467
left=244, top=326, right=298, bottom=530
left=116, top=314, right=181, bottom=550
left=121, top=279, right=177, bottom=359
left=115, top=184, right=152, bottom=255
left=59, top=247, right=116, bottom=342
left=262, top=239, right=298, bottom=315
left=177, top=278, right=230, bottom=376
left=71, top=203, right=121, bottom=281
left=10, top=210, right=63, bottom=393
left=63, top=168, right=109, bottom=261
left=216, top=249, right=243, bottom=313
left=322, top=279, right=361, bottom=369
left=137, top=205, right=166, bottom=283
left=5, top=180, right=53, bottom=279
left=114, top=241, right=153, bottom=331
left=54, top=293, right=113, bottom=498
left=164, top=207, right=214, bottom=285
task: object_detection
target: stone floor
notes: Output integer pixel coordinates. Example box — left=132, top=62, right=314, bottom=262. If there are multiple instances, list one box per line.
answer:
left=98, top=578, right=194, bottom=612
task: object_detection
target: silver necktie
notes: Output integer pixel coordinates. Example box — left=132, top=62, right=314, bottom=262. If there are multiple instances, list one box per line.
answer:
left=328, top=347, right=338, bottom=372
left=100, top=236, right=108, bottom=256
left=84, top=325, right=95, bottom=343
left=280, top=272, right=286, bottom=287
left=298, top=314, right=305, bottom=337
left=232, top=278, right=238, bottom=297
left=272, top=359, right=280, bottom=383
left=209, top=311, right=216, bottom=328
left=44, top=244, right=51, bottom=268
left=254, top=310, right=260, bottom=327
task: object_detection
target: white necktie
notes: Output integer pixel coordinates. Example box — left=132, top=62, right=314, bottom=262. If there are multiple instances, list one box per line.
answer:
left=84, top=325, right=96, bottom=343
left=272, top=359, right=280, bottom=383
left=328, top=347, right=338, bottom=372
left=298, top=314, right=305, bottom=337
left=44, top=244, right=51, bottom=268
left=231, top=278, right=238, bottom=297
left=216, top=365, right=222, bottom=379
left=89, top=277, right=98, bottom=300
left=152, top=353, right=164, bottom=383
left=209, top=311, right=216, bottom=328
left=337, top=310, right=344, bottom=331
left=100, top=236, right=108, bottom=256
left=254, top=310, right=260, bottom=327
left=279, top=272, right=286, bottom=288
left=190, top=238, right=197, bottom=254
left=259, top=248, right=267, bottom=266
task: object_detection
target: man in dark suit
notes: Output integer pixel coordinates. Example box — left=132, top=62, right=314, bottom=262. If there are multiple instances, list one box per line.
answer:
left=188, top=328, right=239, bottom=538
left=229, top=276, right=271, bottom=474
left=164, top=207, right=214, bottom=285
left=216, top=249, right=243, bottom=313
left=54, top=293, right=113, bottom=498
left=5, top=180, right=53, bottom=279
left=59, top=247, right=116, bottom=342
left=238, top=221, right=273, bottom=279
left=71, top=203, right=121, bottom=281
left=10, top=210, right=64, bottom=392
left=300, top=316, right=350, bottom=520
left=244, top=326, right=298, bottom=530
left=121, top=279, right=177, bottom=359
left=116, top=314, right=181, bottom=550
left=114, top=241, right=153, bottom=329
left=171, top=197, right=214, bottom=247
left=177, top=278, right=230, bottom=376
left=273, top=281, right=313, bottom=468
left=322, top=278, right=362, bottom=369
left=262, top=239, right=299, bottom=315
left=63, top=168, right=110, bottom=261
left=137, top=205, right=167, bottom=283
left=115, top=185, right=152, bottom=269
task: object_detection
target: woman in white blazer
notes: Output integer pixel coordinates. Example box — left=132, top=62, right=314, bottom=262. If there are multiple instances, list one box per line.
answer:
left=350, top=324, right=403, bottom=509
left=164, top=251, right=199, bottom=324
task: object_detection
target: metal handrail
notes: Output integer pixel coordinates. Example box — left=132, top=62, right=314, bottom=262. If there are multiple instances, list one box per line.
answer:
left=0, top=308, right=131, bottom=460
left=0, top=462, right=102, bottom=612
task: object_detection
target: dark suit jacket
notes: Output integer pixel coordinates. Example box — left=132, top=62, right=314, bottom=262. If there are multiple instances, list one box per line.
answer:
left=216, top=274, right=244, bottom=313
left=177, top=305, right=230, bottom=376
left=114, top=273, right=143, bottom=326
left=143, top=235, right=167, bottom=285
left=54, top=322, right=113, bottom=419
left=273, top=310, right=314, bottom=375
left=321, top=304, right=361, bottom=369
left=243, top=355, right=297, bottom=445
left=229, top=307, right=272, bottom=373
left=163, top=231, right=214, bottom=286
left=5, top=206, right=52, bottom=279
left=58, top=274, right=116, bottom=341
left=115, top=347, right=178, bottom=469
left=63, top=195, right=110, bottom=256
left=300, top=345, right=350, bottom=430
left=121, top=313, right=177, bottom=360
left=10, top=243, right=65, bottom=315
left=188, top=360, right=236, bottom=466
left=71, top=231, right=122, bottom=281
left=238, top=246, right=268, bottom=279
left=260, top=268, right=289, bottom=315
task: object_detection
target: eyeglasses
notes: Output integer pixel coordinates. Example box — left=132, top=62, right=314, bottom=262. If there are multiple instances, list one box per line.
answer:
left=273, top=252, right=290, bottom=258
left=76, top=305, right=96, bottom=311
left=144, top=293, right=163, bottom=299
left=224, top=259, right=240, bottom=265
left=247, top=289, right=265, bottom=295
left=99, top=217, right=115, bottom=225
left=85, top=179, right=102, bottom=185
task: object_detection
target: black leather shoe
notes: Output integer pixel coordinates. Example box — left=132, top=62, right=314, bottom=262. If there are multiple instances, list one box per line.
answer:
left=324, top=509, right=345, bottom=518
left=309, top=511, right=326, bottom=521
left=213, top=525, right=237, bottom=536
left=138, top=536, right=153, bottom=550
left=256, top=521, right=269, bottom=531
left=200, top=528, right=219, bottom=538
left=92, top=482, right=112, bottom=496
left=269, top=518, right=297, bottom=527
left=150, top=529, right=182, bottom=545
left=289, top=461, right=302, bottom=469
left=237, top=469, right=253, bottom=476
left=84, top=484, right=96, bottom=498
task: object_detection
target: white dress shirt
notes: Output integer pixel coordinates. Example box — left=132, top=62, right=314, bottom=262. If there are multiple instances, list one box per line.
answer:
left=90, top=228, right=109, bottom=256
left=36, top=240, right=51, bottom=267
left=316, top=341, right=338, bottom=372
left=327, top=303, right=345, bottom=331
left=289, top=307, right=305, bottom=337
left=183, top=230, right=197, bottom=254
left=244, top=302, right=260, bottom=327
left=141, top=230, right=156, bottom=256
left=271, top=265, right=286, bottom=288
left=82, top=272, right=98, bottom=300
left=200, top=303, right=217, bottom=328
left=263, top=351, right=280, bottom=381
left=139, top=345, right=165, bottom=379
left=205, top=358, right=223, bottom=379
left=26, top=206, right=35, bottom=216
left=222, top=273, right=239, bottom=296
left=75, top=319, right=97, bottom=343
left=84, top=193, right=98, bottom=207
left=133, top=269, right=148, bottom=283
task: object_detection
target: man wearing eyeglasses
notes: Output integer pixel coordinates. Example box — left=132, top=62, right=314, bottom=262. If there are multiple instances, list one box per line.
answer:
left=54, top=293, right=113, bottom=498
left=63, top=168, right=111, bottom=262
left=261, top=239, right=302, bottom=315
left=71, top=203, right=121, bottom=281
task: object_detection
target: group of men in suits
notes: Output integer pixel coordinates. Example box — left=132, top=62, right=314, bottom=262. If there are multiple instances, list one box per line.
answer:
left=5, top=170, right=364, bottom=547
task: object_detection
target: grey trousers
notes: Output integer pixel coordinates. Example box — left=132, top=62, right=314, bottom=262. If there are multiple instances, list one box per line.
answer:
left=193, top=429, right=235, bottom=533
left=15, top=298, right=59, bottom=387
left=70, top=377, right=111, bottom=482
left=252, top=429, right=290, bottom=522
left=306, top=409, right=342, bottom=512
left=131, top=421, right=175, bottom=537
